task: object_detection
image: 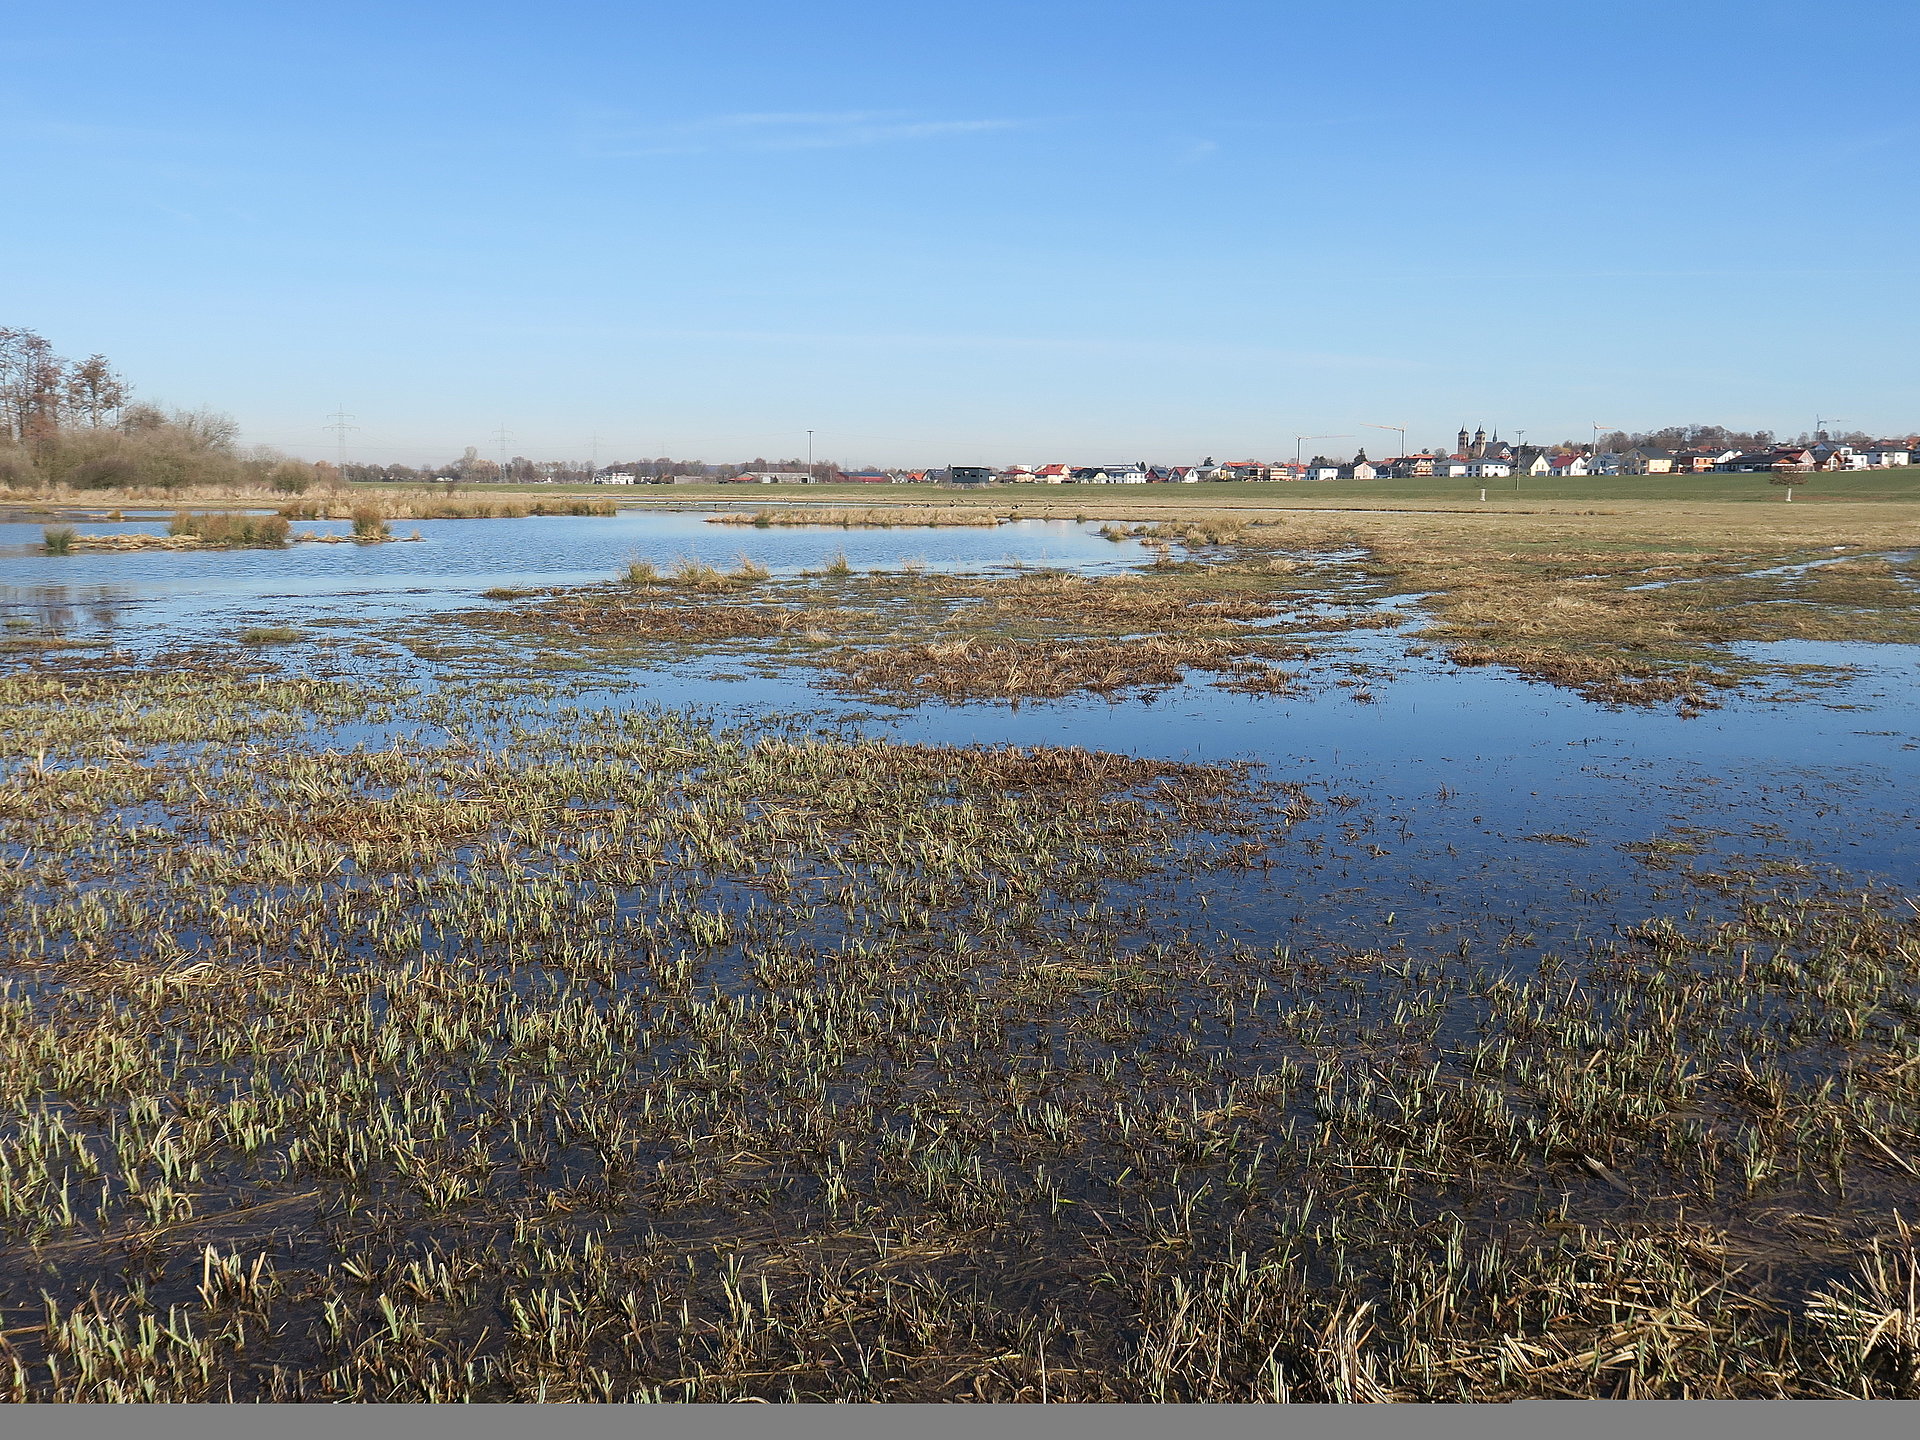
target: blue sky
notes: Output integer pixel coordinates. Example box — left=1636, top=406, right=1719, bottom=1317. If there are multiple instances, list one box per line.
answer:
left=4, top=1, right=1917, bottom=466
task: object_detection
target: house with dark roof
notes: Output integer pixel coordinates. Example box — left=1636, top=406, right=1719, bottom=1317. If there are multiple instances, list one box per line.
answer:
left=1621, top=447, right=1676, bottom=475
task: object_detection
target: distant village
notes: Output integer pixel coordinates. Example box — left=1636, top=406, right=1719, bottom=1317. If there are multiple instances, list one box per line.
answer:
left=581, top=426, right=1917, bottom=486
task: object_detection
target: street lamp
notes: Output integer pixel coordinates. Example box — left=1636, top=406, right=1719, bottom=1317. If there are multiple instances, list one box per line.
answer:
left=806, top=430, right=814, bottom=482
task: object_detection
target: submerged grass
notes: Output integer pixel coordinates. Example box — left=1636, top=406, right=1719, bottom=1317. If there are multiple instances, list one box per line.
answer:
left=0, top=663, right=1918, bottom=1400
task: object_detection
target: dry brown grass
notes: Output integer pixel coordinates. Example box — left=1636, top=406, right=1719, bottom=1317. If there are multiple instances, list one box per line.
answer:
left=708, top=507, right=1005, bottom=528
left=281, top=492, right=617, bottom=520
left=981, top=571, right=1285, bottom=626
left=826, top=634, right=1251, bottom=702
left=492, top=601, right=835, bottom=642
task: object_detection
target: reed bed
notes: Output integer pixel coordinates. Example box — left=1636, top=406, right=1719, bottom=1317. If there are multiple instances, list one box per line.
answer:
left=0, top=662, right=1917, bottom=1400
left=278, top=493, right=618, bottom=521
left=166, top=513, right=292, bottom=548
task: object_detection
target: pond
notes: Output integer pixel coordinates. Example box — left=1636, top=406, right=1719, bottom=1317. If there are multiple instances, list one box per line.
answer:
left=0, top=507, right=1147, bottom=642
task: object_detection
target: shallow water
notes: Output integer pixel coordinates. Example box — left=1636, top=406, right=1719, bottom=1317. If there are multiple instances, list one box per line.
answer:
left=6, top=507, right=1919, bottom=966
left=0, top=509, right=1146, bottom=642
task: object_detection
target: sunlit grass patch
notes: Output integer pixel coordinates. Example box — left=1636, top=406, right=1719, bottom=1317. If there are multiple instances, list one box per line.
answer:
left=238, top=626, right=306, bottom=646
left=167, top=511, right=292, bottom=547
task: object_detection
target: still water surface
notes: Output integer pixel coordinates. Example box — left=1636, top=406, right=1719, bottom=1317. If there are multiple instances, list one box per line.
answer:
left=5, top=506, right=1917, bottom=964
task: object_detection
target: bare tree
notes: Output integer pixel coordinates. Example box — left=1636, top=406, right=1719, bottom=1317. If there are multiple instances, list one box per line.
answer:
left=0, top=326, right=66, bottom=444
left=63, top=354, right=127, bottom=428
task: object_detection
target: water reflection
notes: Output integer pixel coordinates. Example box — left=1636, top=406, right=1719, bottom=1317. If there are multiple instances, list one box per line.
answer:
left=0, top=510, right=1148, bottom=642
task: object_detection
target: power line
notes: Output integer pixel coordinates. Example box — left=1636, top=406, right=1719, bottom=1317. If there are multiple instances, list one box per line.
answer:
left=322, top=405, right=358, bottom=469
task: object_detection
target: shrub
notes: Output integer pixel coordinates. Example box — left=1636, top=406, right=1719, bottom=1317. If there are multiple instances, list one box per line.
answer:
left=350, top=507, right=391, bottom=541
left=68, top=457, right=141, bottom=491
left=42, top=527, right=76, bottom=555
left=168, top=512, right=291, bottom=547
left=269, top=462, right=312, bottom=495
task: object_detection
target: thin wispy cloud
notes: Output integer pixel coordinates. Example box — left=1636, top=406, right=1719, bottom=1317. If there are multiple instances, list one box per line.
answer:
left=585, top=110, right=1024, bottom=156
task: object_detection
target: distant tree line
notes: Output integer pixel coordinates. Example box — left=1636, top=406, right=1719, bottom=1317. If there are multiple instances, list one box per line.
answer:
left=1569, top=424, right=1899, bottom=454
left=347, top=453, right=848, bottom=484
left=0, top=325, right=318, bottom=493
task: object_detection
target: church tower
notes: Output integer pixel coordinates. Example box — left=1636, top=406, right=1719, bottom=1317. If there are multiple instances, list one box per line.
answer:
left=1457, top=426, right=1469, bottom=457
left=1472, top=426, right=1487, bottom=459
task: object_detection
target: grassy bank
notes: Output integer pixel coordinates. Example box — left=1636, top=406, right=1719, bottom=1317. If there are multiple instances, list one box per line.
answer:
left=329, top=468, right=1920, bottom=511
left=14, top=470, right=1917, bottom=518
left=5, top=484, right=617, bottom=520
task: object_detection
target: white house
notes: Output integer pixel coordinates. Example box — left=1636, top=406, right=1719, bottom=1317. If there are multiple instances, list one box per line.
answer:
left=740, top=471, right=815, bottom=484
left=1072, top=464, right=1149, bottom=484
left=1549, top=454, right=1590, bottom=477
left=1862, top=444, right=1912, bottom=468
left=1467, top=458, right=1512, bottom=478
left=593, top=471, right=637, bottom=485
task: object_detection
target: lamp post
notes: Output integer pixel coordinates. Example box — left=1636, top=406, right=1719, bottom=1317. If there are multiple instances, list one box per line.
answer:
left=807, top=430, right=815, bottom=482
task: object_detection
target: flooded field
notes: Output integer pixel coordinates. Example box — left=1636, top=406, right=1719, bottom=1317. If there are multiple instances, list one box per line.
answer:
left=2, top=500, right=1918, bottom=1400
